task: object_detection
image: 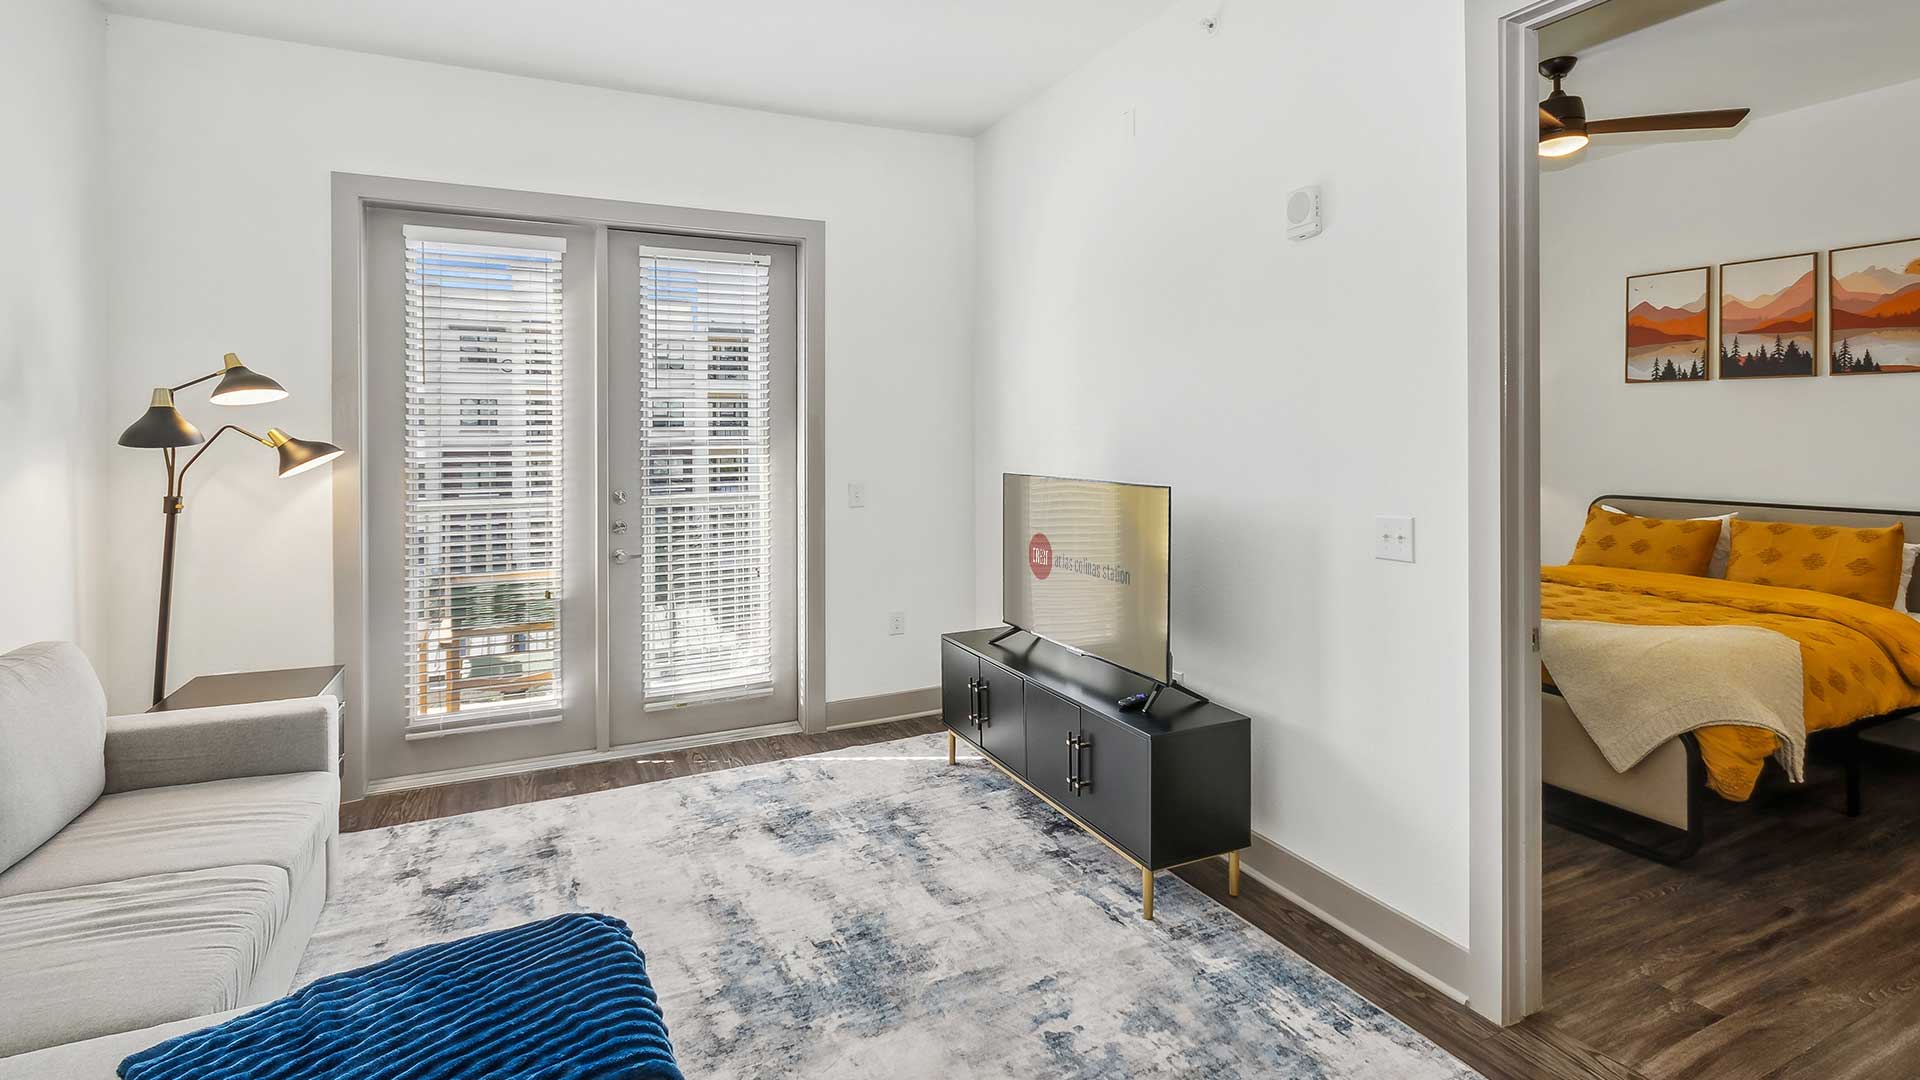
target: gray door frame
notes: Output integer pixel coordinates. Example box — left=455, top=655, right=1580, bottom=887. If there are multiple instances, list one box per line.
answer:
left=331, top=172, right=827, bottom=801
left=1469, top=0, right=1614, bottom=1024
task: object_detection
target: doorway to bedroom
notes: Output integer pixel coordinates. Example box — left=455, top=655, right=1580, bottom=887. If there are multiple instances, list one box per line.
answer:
left=1522, top=0, right=1920, bottom=1073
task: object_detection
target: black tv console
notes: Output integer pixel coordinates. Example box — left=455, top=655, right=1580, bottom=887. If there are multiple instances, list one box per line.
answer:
left=940, top=627, right=1251, bottom=920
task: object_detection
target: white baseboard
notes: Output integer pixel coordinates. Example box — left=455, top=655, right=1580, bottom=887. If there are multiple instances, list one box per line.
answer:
left=1229, top=831, right=1471, bottom=1005
left=824, top=687, right=940, bottom=730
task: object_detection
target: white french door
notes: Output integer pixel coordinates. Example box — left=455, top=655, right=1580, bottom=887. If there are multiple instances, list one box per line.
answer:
left=605, top=231, right=799, bottom=744
left=360, top=209, right=798, bottom=785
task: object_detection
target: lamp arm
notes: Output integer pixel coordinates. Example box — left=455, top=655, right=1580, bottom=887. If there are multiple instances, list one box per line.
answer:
left=175, top=424, right=272, bottom=495
left=169, top=369, right=224, bottom=394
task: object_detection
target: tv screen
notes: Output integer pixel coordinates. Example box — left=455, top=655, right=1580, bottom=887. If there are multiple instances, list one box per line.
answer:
left=1002, top=474, right=1171, bottom=682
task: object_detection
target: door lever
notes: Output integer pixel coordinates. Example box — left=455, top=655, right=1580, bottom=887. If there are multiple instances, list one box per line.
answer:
left=611, top=549, right=630, bottom=564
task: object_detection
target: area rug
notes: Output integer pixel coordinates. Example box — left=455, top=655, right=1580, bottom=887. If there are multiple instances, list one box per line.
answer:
left=299, top=734, right=1478, bottom=1079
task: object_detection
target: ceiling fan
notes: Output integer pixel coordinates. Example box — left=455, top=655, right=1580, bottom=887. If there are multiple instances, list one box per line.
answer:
left=1537, top=55, right=1749, bottom=159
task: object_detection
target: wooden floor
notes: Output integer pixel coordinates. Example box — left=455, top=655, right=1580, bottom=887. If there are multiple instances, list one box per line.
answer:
left=1522, top=741, right=1920, bottom=1080
left=340, top=722, right=1920, bottom=1080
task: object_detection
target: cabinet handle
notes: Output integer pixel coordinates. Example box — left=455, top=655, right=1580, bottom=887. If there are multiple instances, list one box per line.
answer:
left=1066, top=733, right=1080, bottom=789
left=1071, top=733, right=1093, bottom=795
left=977, top=680, right=990, bottom=729
left=967, top=678, right=979, bottom=727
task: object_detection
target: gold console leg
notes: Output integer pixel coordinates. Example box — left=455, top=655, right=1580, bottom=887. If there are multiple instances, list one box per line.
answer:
left=1142, top=867, right=1155, bottom=921
left=947, top=730, right=956, bottom=765
left=1228, top=850, right=1241, bottom=898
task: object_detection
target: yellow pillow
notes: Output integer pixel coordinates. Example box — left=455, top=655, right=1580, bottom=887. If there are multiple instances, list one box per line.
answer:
left=1569, top=507, right=1723, bottom=576
left=1725, top=519, right=1906, bottom=605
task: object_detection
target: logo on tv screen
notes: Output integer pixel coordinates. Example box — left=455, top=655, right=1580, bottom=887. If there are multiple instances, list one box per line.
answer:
left=1028, top=533, right=1052, bottom=580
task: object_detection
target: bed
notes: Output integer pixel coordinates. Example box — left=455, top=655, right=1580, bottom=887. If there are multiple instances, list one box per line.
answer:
left=1542, top=495, right=1920, bottom=862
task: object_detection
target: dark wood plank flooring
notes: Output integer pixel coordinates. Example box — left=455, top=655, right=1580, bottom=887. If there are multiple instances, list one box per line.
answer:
left=340, top=718, right=943, bottom=831
left=1524, top=743, right=1920, bottom=1080
left=340, top=722, right=1920, bottom=1079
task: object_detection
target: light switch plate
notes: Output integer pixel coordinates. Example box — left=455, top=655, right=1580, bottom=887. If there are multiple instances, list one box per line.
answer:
left=848, top=482, right=868, bottom=509
left=887, top=611, right=906, bottom=637
left=1375, top=515, right=1414, bottom=563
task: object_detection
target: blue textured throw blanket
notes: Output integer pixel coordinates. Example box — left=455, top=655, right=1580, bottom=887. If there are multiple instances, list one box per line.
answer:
left=119, top=913, right=683, bottom=1080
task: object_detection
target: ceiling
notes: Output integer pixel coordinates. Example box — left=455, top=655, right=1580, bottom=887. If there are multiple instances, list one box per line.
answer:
left=100, top=0, right=1178, bottom=135
left=1540, top=0, right=1920, bottom=162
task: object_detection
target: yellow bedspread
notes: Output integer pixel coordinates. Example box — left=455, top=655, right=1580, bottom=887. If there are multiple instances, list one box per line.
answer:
left=1542, top=564, right=1920, bottom=800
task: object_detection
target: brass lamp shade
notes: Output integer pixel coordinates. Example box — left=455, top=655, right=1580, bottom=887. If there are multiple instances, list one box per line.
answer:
left=208, top=353, right=288, bottom=406
left=118, top=389, right=206, bottom=448
left=264, top=428, right=344, bottom=477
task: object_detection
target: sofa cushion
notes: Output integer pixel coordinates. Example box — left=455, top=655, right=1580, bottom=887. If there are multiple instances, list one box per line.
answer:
left=0, top=771, right=338, bottom=898
left=0, top=1008, right=251, bottom=1080
left=0, top=865, right=290, bottom=1057
left=0, top=642, right=107, bottom=874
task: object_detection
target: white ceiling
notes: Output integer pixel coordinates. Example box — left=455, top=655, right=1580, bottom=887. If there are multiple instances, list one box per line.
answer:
left=1541, top=0, right=1920, bottom=162
left=100, top=0, right=1178, bottom=135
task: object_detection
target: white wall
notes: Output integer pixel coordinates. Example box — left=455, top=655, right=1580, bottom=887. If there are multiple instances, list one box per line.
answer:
left=103, top=17, right=976, bottom=714
left=0, top=0, right=110, bottom=670
left=1541, top=77, right=1920, bottom=559
left=974, top=1, right=1472, bottom=943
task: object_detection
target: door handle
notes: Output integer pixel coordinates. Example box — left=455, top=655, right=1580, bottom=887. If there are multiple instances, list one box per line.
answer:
left=611, top=549, right=630, bottom=564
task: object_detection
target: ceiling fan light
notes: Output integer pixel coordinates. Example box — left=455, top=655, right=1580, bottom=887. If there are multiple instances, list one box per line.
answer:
left=1538, top=131, right=1590, bottom=158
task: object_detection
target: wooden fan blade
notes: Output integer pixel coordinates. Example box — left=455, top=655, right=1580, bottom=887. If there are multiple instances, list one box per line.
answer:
left=1540, top=105, right=1564, bottom=130
left=1587, top=108, right=1749, bottom=134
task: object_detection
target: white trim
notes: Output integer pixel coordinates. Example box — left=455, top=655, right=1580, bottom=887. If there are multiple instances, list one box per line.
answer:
left=1231, top=830, right=1472, bottom=1005
left=362, top=718, right=804, bottom=795
left=402, top=224, right=567, bottom=250
left=826, top=708, right=939, bottom=731
left=823, top=686, right=941, bottom=730
left=1227, top=855, right=1469, bottom=1007
left=634, top=244, right=769, bottom=265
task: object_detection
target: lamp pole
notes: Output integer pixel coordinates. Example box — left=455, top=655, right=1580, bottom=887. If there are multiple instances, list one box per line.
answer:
left=138, top=420, right=343, bottom=705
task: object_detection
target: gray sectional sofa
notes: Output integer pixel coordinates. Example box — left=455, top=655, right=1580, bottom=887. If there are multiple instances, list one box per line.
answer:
left=0, top=642, right=340, bottom=1073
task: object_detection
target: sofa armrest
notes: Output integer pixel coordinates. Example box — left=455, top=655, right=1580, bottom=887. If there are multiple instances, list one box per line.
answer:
left=103, top=696, right=339, bottom=793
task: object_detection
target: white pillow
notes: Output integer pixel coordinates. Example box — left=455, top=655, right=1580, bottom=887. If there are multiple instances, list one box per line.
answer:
left=1599, top=504, right=1736, bottom=578
left=1899, top=542, right=1918, bottom=622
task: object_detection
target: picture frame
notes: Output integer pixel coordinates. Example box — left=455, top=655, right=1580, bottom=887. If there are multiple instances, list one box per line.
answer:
left=1828, top=236, right=1920, bottom=375
left=1718, top=252, right=1817, bottom=379
left=1625, top=266, right=1710, bottom=383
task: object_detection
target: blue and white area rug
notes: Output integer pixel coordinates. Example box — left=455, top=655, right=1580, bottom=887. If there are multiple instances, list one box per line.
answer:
left=299, top=734, right=1477, bottom=1079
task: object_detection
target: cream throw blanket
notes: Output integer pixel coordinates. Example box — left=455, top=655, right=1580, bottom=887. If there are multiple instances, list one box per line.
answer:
left=1540, top=619, right=1807, bottom=782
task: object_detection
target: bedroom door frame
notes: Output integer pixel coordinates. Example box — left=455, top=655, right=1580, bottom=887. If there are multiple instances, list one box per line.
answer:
left=1470, top=0, right=1616, bottom=1026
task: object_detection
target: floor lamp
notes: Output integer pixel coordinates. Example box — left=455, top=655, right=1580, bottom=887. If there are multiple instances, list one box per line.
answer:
left=117, top=353, right=344, bottom=705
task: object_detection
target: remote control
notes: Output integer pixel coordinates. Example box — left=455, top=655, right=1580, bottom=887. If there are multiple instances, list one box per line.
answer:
left=1116, top=692, right=1150, bottom=712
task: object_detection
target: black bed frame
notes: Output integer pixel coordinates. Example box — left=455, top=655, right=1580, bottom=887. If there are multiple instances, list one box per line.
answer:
left=1543, top=494, right=1920, bottom=864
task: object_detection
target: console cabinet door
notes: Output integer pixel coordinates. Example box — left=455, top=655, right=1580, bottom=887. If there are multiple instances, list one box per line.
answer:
left=941, top=642, right=980, bottom=746
left=1075, top=710, right=1151, bottom=861
left=1022, top=684, right=1079, bottom=806
left=977, top=657, right=1027, bottom=775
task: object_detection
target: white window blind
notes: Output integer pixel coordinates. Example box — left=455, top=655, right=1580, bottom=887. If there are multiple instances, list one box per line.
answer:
left=637, top=247, right=775, bottom=708
left=403, top=227, right=566, bottom=736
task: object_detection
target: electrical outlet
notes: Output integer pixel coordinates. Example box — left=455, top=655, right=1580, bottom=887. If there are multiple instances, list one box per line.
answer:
left=1375, top=515, right=1414, bottom=563
left=887, top=611, right=907, bottom=637
left=848, top=482, right=868, bottom=509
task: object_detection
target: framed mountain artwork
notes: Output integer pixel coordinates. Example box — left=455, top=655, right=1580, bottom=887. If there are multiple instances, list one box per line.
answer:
left=1719, top=253, right=1816, bottom=378
left=1625, top=266, right=1709, bottom=383
left=1830, top=236, right=1920, bottom=375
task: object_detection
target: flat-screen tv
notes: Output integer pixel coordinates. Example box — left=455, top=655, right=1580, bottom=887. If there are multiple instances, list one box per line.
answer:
left=1003, top=473, right=1171, bottom=683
